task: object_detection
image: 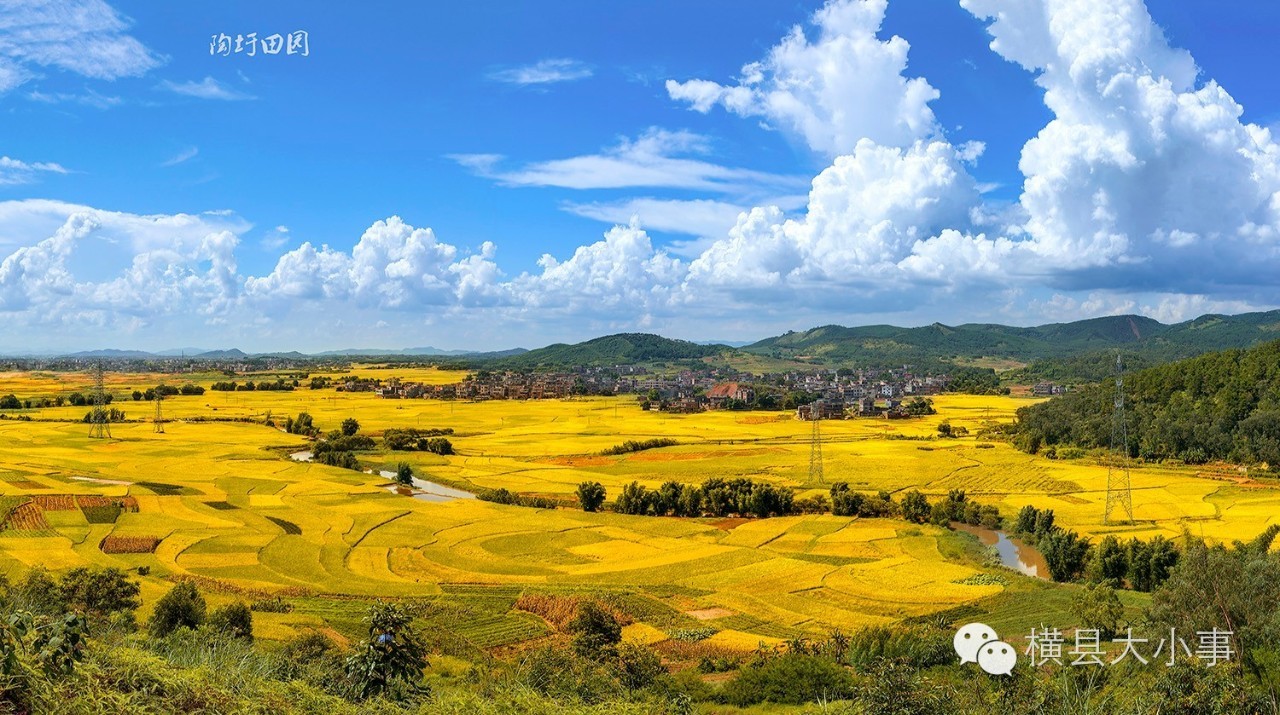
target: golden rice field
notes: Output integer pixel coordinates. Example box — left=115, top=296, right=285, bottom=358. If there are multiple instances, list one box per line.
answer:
left=0, top=366, right=1273, bottom=649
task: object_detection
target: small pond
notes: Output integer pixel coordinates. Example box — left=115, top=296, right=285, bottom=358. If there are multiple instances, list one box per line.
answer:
left=953, top=523, right=1050, bottom=579
left=290, top=450, right=474, bottom=502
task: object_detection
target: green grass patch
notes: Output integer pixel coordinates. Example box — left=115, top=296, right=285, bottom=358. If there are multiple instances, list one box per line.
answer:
left=135, top=481, right=200, bottom=496
left=263, top=515, right=302, bottom=535
left=80, top=504, right=123, bottom=524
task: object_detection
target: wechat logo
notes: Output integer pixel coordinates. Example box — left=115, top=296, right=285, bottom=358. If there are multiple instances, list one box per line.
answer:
left=954, top=622, right=1016, bottom=675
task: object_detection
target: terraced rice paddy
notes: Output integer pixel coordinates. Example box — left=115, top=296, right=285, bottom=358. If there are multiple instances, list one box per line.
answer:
left=0, top=367, right=1274, bottom=652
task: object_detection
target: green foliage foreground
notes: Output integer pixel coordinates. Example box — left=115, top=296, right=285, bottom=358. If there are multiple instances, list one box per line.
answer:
left=5, top=537, right=1280, bottom=714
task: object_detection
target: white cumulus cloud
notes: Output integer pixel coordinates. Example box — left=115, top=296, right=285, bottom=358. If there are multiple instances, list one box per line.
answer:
left=666, top=0, right=941, bottom=156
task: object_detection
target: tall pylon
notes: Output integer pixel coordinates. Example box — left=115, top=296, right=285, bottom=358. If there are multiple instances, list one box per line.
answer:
left=809, top=409, right=824, bottom=484
left=88, top=362, right=112, bottom=439
left=153, top=392, right=165, bottom=434
left=1104, top=354, right=1133, bottom=524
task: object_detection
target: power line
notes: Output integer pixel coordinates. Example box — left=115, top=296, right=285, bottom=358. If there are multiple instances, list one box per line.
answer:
left=88, top=361, right=112, bottom=439
left=809, top=410, right=824, bottom=484
left=1104, top=353, right=1134, bottom=525
left=154, top=391, right=165, bottom=434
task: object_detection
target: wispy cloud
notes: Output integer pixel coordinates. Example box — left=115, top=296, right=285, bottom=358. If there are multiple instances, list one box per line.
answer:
left=489, top=58, right=593, bottom=85
left=160, top=146, right=199, bottom=167
left=451, top=128, right=804, bottom=195
left=27, top=88, right=122, bottom=109
left=0, top=0, right=162, bottom=96
left=0, top=156, right=70, bottom=185
left=158, top=77, right=255, bottom=101
left=261, top=225, right=290, bottom=251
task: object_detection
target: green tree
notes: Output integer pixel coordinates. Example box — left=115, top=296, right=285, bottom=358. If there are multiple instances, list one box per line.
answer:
left=1038, top=528, right=1092, bottom=582
left=59, top=567, right=141, bottom=618
left=148, top=581, right=206, bottom=637
left=900, top=490, right=930, bottom=524
left=1088, top=535, right=1128, bottom=586
left=1070, top=583, right=1124, bottom=639
left=395, top=462, right=414, bottom=486
left=344, top=601, right=428, bottom=700
left=568, top=601, right=622, bottom=660
left=576, top=481, right=606, bottom=512
left=208, top=601, right=254, bottom=640
left=341, top=418, right=360, bottom=436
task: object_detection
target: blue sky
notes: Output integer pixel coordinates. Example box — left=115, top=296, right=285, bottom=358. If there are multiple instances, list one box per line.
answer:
left=2, top=0, right=1280, bottom=352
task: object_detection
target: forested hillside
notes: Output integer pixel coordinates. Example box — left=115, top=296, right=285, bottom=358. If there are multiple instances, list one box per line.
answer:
left=1010, top=340, right=1280, bottom=467
left=744, top=311, right=1280, bottom=377
left=478, top=333, right=725, bottom=369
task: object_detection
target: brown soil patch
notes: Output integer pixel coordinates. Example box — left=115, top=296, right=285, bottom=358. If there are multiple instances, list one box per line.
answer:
left=685, top=607, right=734, bottom=621
left=629, top=447, right=779, bottom=463
left=537, top=456, right=613, bottom=467
left=7, top=481, right=48, bottom=490
left=737, top=415, right=788, bottom=425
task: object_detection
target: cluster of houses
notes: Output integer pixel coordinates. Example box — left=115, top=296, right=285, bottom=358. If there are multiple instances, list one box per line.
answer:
left=1032, top=382, right=1065, bottom=397
left=367, top=365, right=952, bottom=421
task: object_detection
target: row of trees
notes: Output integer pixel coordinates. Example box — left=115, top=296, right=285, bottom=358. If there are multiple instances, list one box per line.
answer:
left=576, top=479, right=1005, bottom=530
left=212, top=379, right=298, bottom=392
left=383, top=428, right=454, bottom=454
left=1009, top=504, right=1182, bottom=589
left=611, top=478, right=797, bottom=518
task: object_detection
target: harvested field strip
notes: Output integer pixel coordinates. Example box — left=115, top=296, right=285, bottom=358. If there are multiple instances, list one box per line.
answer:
left=29, top=495, right=78, bottom=511
left=75, top=495, right=139, bottom=511
left=1, top=501, right=48, bottom=531
left=101, top=535, right=162, bottom=553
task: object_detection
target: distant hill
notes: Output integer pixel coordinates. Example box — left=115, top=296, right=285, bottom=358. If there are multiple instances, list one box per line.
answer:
left=63, top=349, right=160, bottom=359
left=745, top=311, right=1280, bottom=376
left=315, top=346, right=484, bottom=357
left=470, top=333, right=725, bottom=369
left=194, top=349, right=248, bottom=359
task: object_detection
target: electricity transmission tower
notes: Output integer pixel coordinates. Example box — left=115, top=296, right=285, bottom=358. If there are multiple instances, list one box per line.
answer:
left=1104, top=354, right=1134, bottom=524
left=88, top=362, right=112, bottom=439
left=154, top=392, right=165, bottom=434
left=809, top=408, right=824, bottom=484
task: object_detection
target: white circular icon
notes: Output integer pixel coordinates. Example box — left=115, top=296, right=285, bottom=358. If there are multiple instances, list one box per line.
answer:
left=977, top=640, right=1017, bottom=675
left=953, top=622, right=998, bottom=664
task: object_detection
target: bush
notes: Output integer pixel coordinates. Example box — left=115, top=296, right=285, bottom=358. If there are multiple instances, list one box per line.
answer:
left=395, top=463, right=414, bottom=486
left=208, top=601, right=254, bottom=641
left=340, top=418, right=360, bottom=436
left=250, top=596, right=292, bottom=613
left=569, top=601, right=622, bottom=660
left=148, top=582, right=206, bottom=638
left=519, top=645, right=622, bottom=704
left=722, top=654, right=855, bottom=706
left=614, top=642, right=665, bottom=691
